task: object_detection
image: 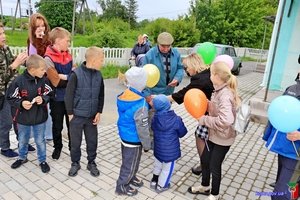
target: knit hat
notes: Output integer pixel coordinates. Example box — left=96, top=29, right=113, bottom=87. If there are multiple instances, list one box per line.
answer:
left=153, top=94, right=171, bottom=112
left=125, top=66, right=148, bottom=92
left=157, top=32, right=174, bottom=45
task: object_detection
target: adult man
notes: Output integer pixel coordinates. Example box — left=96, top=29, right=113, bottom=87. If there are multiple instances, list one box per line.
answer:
left=143, top=32, right=184, bottom=97
left=0, top=23, right=28, bottom=157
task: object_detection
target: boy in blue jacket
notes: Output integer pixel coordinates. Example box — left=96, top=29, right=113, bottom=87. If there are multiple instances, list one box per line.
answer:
left=150, top=94, right=187, bottom=193
left=115, top=67, right=152, bottom=196
left=7, top=54, right=52, bottom=173
left=263, top=77, right=300, bottom=200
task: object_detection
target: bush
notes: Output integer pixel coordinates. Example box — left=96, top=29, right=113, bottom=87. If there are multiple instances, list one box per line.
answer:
left=101, top=65, right=129, bottom=79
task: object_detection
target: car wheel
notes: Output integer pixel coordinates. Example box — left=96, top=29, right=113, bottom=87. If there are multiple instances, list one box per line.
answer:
left=233, top=64, right=241, bottom=75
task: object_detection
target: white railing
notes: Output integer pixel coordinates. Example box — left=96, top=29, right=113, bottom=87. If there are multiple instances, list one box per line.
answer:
left=9, top=46, right=269, bottom=66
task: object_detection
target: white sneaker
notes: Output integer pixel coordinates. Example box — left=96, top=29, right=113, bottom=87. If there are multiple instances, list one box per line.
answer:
left=205, top=194, right=219, bottom=200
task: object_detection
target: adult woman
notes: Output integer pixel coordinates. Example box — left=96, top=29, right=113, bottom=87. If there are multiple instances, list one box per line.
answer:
left=168, top=53, right=214, bottom=175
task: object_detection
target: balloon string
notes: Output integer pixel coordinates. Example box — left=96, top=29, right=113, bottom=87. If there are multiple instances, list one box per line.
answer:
left=292, top=141, right=300, bottom=157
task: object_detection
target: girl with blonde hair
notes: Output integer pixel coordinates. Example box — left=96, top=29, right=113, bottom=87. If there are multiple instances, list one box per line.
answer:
left=188, top=61, right=240, bottom=200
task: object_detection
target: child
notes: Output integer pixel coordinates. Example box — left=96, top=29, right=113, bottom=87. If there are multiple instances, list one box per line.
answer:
left=115, top=67, right=151, bottom=196
left=263, top=75, right=300, bottom=200
left=44, top=27, right=73, bottom=160
left=64, top=47, right=105, bottom=177
left=7, top=54, right=52, bottom=173
left=150, top=94, right=187, bottom=193
left=188, top=61, right=240, bottom=200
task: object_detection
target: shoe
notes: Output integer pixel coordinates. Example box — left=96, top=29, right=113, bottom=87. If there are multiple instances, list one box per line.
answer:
left=87, top=161, right=100, bottom=177
left=1, top=149, right=18, bottom=158
left=40, top=161, right=50, bottom=173
left=150, top=181, right=157, bottom=190
left=130, top=177, right=144, bottom=187
left=115, top=185, right=138, bottom=196
left=52, top=148, right=61, bottom=160
left=191, top=165, right=202, bottom=176
left=11, top=159, right=28, bottom=169
left=187, top=185, right=210, bottom=195
left=269, top=182, right=276, bottom=188
left=205, top=194, right=219, bottom=200
left=155, top=183, right=171, bottom=193
left=28, top=144, right=36, bottom=152
left=68, top=162, right=81, bottom=177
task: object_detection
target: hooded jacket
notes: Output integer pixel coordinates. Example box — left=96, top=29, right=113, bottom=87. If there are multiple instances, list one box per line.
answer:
left=7, top=70, right=52, bottom=125
left=263, top=79, right=300, bottom=160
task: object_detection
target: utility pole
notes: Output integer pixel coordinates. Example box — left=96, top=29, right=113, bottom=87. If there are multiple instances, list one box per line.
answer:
left=0, top=0, right=3, bottom=22
left=12, top=0, right=22, bottom=32
left=76, top=0, right=95, bottom=34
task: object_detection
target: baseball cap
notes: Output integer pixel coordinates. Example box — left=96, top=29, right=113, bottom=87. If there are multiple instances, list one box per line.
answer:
left=157, top=32, right=174, bottom=45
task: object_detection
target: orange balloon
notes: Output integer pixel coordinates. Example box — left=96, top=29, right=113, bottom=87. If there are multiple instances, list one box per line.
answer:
left=184, top=89, right=208, bottom=119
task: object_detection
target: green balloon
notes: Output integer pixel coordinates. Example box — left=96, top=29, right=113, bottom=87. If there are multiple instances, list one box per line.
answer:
left=196, top=42, right=217, bottom=65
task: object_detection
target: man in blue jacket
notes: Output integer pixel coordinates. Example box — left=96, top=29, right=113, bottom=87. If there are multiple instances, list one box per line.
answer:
left=143, top=32, right=184, bottom=97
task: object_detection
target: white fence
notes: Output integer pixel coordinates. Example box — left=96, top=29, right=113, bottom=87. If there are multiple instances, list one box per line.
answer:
left=10, top=46, right=268, bottom=66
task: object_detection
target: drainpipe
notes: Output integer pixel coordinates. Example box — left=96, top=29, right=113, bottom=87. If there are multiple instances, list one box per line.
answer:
left=263, top=0, right=286, bottom=102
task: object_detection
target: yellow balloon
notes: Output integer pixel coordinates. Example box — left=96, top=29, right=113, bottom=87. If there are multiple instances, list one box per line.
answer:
left=143, top=64, right=160, bottom=88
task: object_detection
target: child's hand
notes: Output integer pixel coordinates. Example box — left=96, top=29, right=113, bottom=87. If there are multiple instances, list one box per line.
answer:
left=58, top=74, right=67, bottom=80
left=287, top=131, right=300, bottom=141
left=22, top=100, right=32, bottom=110
left=93, top=113, right=101, bottom=125
left=34, top=96, right=43, bottom=105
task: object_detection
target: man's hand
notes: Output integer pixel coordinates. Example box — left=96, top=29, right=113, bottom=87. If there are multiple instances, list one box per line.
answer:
left=168, top=79, right=178, bottom=87
left=22, top=100, right=32, bottom=110
left=93, top=113, right=101, bottom=125
left=287, top=131, right=300, bottom=141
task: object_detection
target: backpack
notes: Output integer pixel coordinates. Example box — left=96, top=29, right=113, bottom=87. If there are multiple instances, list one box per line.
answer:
left=233, top=103, right=251, bottom=134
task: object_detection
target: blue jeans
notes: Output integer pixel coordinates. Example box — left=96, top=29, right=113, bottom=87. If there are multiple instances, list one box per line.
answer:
left=18, top=122, right=46, bottom=163
left=0, top=97, right=12, bottom=150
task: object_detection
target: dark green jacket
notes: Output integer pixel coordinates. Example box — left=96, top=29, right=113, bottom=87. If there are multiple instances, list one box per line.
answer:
left=0, top=46, right=16, bottom=96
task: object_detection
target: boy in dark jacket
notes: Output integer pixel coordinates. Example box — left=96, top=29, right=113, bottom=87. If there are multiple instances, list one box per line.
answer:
left=150, top=94, right=187, bottom=193
left=7, top=54, right=52, bottom=173
left=64, top=47, right=105, bottom=177
left=115, top=67, right=151, bottom=196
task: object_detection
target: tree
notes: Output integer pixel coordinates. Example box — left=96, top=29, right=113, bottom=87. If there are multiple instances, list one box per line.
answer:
left=124, top=0, right=138, bottom=28
left=97, top=0, right=128, bottom=21
left=35, top=0, right=74, bottom=32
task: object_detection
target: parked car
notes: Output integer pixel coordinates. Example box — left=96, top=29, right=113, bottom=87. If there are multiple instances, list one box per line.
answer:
left=192, top=43, right=243, bottom=75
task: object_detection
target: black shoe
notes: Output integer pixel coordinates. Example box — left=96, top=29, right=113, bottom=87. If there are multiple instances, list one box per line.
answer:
left=130, top=177, right=144, bottom=187
left=68, top=162, right=81, bottom=177
left=52, top=148, right=61, bottom=160
left=269, top=182, right=276, bottom=188
left=115, top=186, right=138, bottom=196
left=87, top=161, right=100, bottom=177
left=28, top=144, right=36, bottom=152
left=40, top=161, right=50, bottom=173
left=11, top=159, right=28, bottom=169
left=1, top=149, right=19, bottom=158
left=191, top=165, right=202, bottom=176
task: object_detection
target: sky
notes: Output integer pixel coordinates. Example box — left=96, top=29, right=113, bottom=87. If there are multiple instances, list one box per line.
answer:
left=2, top=0, right=191, bottom=21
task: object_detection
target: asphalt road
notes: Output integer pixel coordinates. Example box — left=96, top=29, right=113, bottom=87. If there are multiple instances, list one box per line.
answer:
left=99, top=61, right=263, bottom=126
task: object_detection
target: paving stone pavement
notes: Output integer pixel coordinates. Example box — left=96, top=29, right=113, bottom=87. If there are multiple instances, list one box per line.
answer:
left=0, top=72, right=278, bottom=200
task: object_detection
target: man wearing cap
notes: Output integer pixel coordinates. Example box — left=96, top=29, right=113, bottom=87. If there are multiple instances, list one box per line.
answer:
left=143, top=34, right=151, bottom=48
left=143, top=32, right=184, bottom=97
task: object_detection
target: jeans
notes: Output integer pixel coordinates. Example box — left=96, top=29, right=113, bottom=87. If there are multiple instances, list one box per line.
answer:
left=201, top=140, right=230, bottom=196
left=70, top=116, right=98, bottom=163
left=116, top=143, right=142, bottom=191
left=0, top=98, right=12, bottom=150
left=18, top=122, right=46, bottom=163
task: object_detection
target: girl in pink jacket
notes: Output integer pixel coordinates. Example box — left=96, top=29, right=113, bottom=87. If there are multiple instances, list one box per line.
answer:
left=187, top=61, right=240, bottom=200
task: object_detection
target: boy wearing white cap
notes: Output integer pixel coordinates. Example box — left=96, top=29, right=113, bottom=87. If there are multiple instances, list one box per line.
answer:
left=115, top=67, right=152, bottom=196
left=150, top=94, right=187, bottom=193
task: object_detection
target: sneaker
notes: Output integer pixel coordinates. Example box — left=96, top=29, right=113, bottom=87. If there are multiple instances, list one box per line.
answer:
left=28, top=144, right=36, bottom=152
left=1, top=149, right=18, bottom=158
left=11, top=159, right=28, bottom=169
left=191, top=165, right=202, bottom=176
left=52, top=148, right=61, bottom=160
left=87, top=161, right=100, bottom=177
left=187, top=185, right=210, bottom=195
left=130, top=177, right=144, bottom=187
left=205, top=194, right=219, bottom=200
left=115, top=185, right=138, bottom=196
left=40, top=161, right=50, bottom=173
left=150, top=181, right=157, bottom=190
left=155, top=184, right=171, bottom=193
left=68, top=162, right=81, bottom=177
